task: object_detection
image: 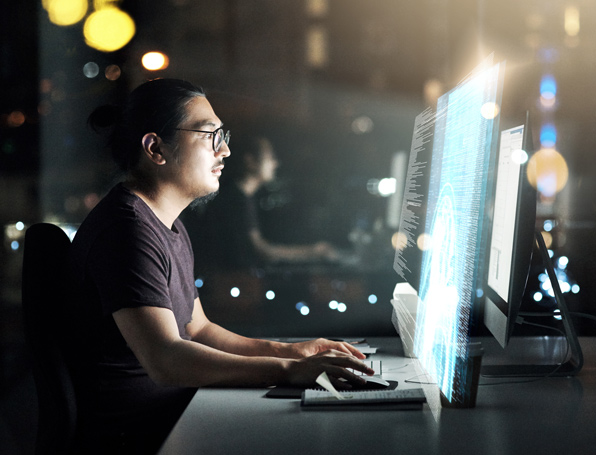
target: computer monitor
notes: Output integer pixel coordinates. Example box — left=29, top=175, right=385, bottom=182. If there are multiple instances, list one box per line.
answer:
left=483, top=118, right=536, bottom=348
left=481, top=114, right=584, bottom=377
left=393, top=57, right=504, bottom=404
left=394, top=59, right=583, bottom=404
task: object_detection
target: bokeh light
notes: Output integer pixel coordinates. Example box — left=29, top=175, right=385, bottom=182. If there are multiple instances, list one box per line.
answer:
left=84, top=7, right=136, bottom=52
left=540, top=231, right=553, bottom=249
left=417, top=233, right=432, bottom=251
left=481, top=102, right=500, bottom=119
left=540, top=75, right=557, bottom=99
left=527, top=148, right=568, bottom=197
left=543, top=220, right=554, bottom=232
left=377, top=178, right=397, bottom=197
left=351, top=116, right=374, bottom=134
left=142, top=52, right=170, bottom=71
left=565, top=6, right=580, bottom=37
left=7, top=111, right=26, bottom=128
left=105, top=64, right=122, bottom=81
left=46, top=0, right=88, bottom=26
left=511, top=148, right=528, bottom=165
left=540, top=123, right=557, bottom=148
left=83, top=62, right=100, bottom=78
left=392, top=231, right=408, bottom=250
left=296, top=302, right=310, bottom=316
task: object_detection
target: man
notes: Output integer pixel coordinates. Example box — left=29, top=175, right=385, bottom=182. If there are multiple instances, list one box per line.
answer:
left=196, top=134, right=338, bottom=270
left=70, top=79, right=372, bottom=454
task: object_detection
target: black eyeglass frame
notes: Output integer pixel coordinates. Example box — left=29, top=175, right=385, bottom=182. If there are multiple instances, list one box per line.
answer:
left=174, top=127, right=231, bottom=152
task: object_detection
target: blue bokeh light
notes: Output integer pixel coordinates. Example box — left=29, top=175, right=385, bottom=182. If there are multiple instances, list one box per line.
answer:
left=540, top=75, right=557, bottom=99
left=540, top=123, right=557, bottom=148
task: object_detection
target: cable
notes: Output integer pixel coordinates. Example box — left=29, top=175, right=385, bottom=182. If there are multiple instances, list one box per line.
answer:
left=404, top=374, right=436, bottom=385
left=478, top=317, right=570, bottom=386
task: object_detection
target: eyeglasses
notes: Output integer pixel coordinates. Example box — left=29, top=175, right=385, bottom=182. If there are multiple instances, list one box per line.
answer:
left=175, top=127, right=231, bottom=153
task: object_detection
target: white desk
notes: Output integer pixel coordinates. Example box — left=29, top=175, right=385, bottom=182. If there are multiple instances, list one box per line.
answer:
left=158, top=337, right=596, bottom=455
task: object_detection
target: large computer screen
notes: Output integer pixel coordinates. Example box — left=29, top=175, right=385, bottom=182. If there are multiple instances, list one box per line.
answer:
left=394, top=59, right=504, bottom=404
left=484, top=122, right=536, bottom=348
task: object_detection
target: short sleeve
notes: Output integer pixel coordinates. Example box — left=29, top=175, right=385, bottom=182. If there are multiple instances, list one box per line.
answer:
left=88, top=220, right=172, bottom=316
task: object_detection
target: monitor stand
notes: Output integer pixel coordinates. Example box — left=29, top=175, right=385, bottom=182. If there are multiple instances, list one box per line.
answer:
left=481, top=230, right=584, bottom=377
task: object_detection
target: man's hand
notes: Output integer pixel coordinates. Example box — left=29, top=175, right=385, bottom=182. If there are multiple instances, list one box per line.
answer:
left=285, top=350, right=374, bottom=389
left=284, top=338, right=367, bottom=360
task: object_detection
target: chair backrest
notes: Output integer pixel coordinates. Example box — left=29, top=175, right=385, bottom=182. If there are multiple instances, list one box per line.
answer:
left=22, top=223, right=76, bottom=455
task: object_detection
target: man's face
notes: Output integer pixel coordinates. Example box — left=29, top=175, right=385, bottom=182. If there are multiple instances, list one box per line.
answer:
left=164, top=96, right=230, bottom=201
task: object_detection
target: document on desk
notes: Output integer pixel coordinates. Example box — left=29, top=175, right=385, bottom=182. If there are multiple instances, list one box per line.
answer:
left=301, top=388, right=426, bottom=410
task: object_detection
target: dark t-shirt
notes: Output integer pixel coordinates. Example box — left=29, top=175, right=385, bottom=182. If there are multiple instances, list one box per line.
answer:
left=70, top=183, right=197, bottom=451
left=193, top=182, right=260, bottom=271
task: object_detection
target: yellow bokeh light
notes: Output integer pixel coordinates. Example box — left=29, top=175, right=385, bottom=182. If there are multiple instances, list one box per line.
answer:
left=565, top=6, right=580, bottom=37
left=527, top=148, right=569, bottom=197
left=47, top=0, right=88, bottom=26
left=481, top=102, right=500, bottom=120
left=540, top=231, right=553, bottom=249
left=84, top=7, right=136, bottom=52
left=142, top=52, right=170, bottom=71
left=417, top=233, right=432, bottom=251
left=392, top=231, right=408, bottom=251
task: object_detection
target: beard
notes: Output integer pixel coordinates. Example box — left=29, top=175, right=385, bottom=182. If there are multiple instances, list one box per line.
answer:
left=188, top=189, right=219, bottom=211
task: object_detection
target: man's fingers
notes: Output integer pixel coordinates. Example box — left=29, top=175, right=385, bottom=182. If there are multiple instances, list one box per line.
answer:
left=336, top=341, right=366, bottom=359
left=326, top=365, right=367, bottom=387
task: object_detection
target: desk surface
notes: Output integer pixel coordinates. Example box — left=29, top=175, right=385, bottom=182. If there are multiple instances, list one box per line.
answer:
left=159, top=337, right=596, bottom=455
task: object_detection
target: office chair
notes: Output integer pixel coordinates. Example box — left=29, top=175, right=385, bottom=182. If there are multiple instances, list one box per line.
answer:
left=22, top=223, right=77, bottom=455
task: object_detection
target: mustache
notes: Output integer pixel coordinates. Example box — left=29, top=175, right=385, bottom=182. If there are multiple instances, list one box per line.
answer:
left=212, top=160, right=225, bottom=170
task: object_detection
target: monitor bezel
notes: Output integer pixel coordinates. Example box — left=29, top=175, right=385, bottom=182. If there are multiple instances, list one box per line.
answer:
left=483, top=112, right=536, bottom=348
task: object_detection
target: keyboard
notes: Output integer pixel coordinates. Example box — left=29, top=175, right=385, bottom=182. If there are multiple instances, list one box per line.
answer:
left=350, top=360, right=382, bottom=376
left=301, top=387, right=426, bottom=408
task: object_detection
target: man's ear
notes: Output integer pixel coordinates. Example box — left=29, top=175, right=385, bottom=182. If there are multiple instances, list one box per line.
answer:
left=141, top=132, right=167, bottom=165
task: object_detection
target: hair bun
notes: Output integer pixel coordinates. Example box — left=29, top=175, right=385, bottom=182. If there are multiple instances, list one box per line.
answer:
left=88, top=104, right=122, bottom=131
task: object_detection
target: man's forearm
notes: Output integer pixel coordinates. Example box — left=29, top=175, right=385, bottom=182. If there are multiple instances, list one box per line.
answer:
left=191, top=321, right=296, bottom=358
left=152, top=337, right=295, bottom=388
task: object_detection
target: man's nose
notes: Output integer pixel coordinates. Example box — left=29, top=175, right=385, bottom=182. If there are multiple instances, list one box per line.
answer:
left=217, top=141, right=231, bottom=158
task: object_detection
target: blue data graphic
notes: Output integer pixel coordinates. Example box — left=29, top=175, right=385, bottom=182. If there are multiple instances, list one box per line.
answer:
left=413, top=61, right=503, bottom=402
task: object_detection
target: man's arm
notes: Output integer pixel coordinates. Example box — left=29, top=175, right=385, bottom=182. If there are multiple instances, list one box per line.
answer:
left=113, top=302, right=373, bottom=389
left=249, top=229, right=338, bottom=263
left=186, top=297, right=366, bottom=360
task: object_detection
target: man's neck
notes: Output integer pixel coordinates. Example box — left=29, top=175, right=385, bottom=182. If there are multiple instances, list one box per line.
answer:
left=124, top=181, right=185, bottom=229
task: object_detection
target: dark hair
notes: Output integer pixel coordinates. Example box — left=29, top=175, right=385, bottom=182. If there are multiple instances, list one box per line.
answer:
left=88, top=78, right=205, bottom=172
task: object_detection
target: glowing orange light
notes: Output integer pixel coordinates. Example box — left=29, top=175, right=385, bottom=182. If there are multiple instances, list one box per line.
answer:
left=105, top=64, right=122, bottom=81
left=527, top=148, right=569, bottom=197
left=541, top=231, right=553, bottom=249
left=7, top=111, right=26, bottom=127
left=142, top=52, right=169, bottom=71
